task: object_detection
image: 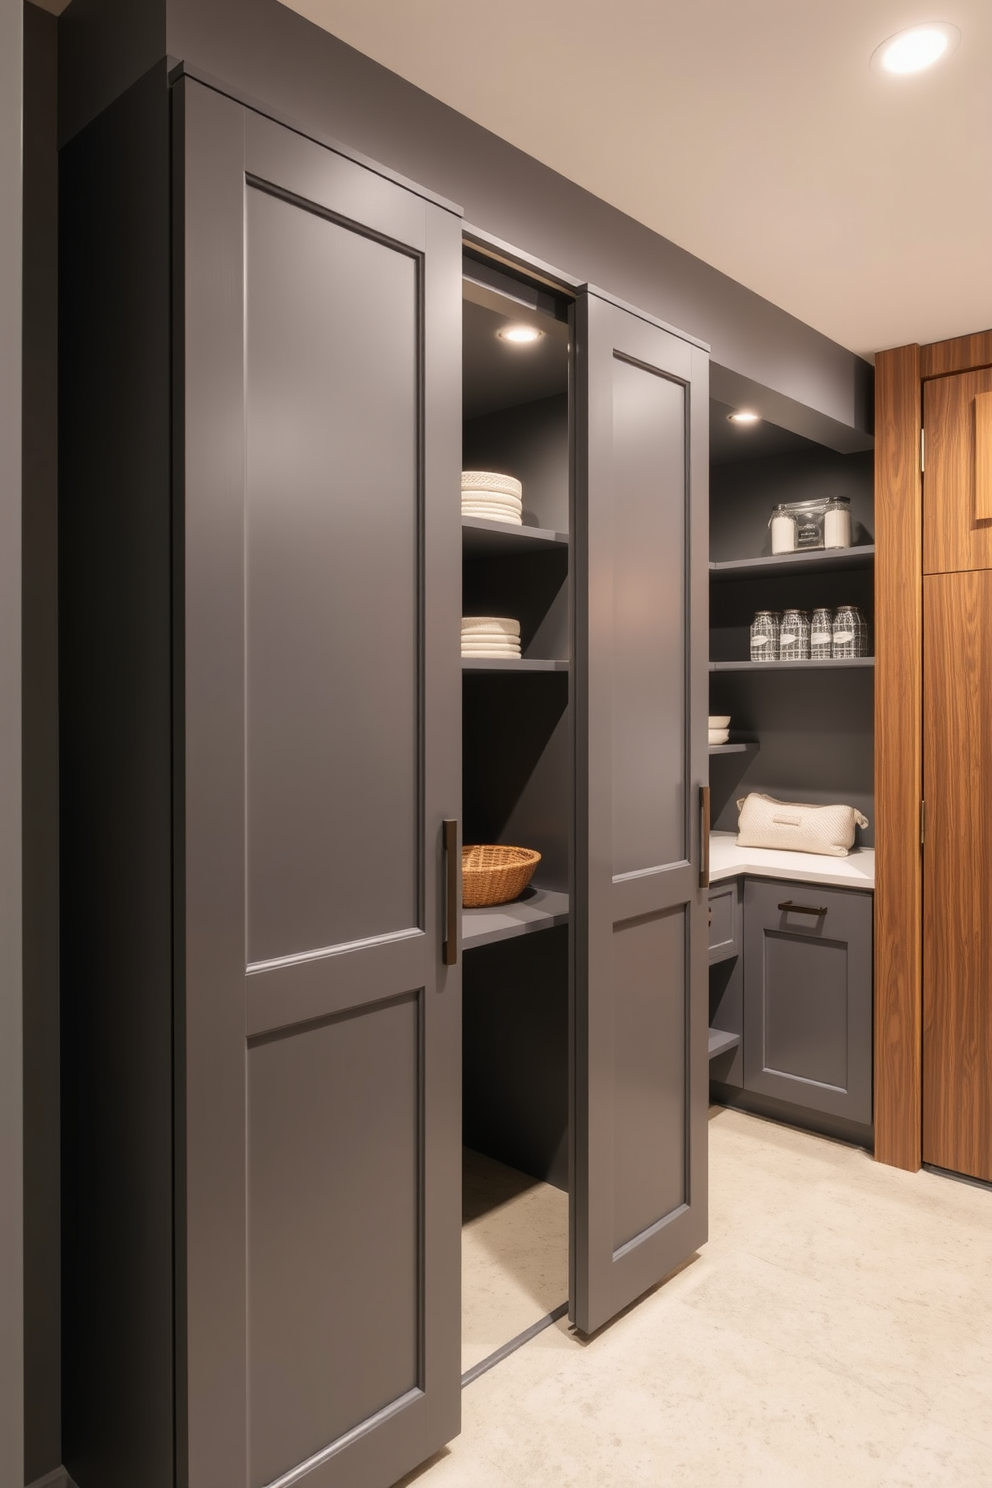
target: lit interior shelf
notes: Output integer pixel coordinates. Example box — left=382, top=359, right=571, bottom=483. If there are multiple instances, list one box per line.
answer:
left=710, top=658, right=874, bottom=672
left=462, top=516, right=568, bottom=558
left=462, top=887, right=570, bottom=951
left=709, top=545, right=874, bottom=581
left=462, top=658, right=569, bottom=672
left=709, top=742, right=758, bottom=756
left=708, top=1028, right=741, bottom=1059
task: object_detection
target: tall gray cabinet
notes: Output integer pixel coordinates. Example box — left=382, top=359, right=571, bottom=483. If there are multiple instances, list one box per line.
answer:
left=60, top=60, right=709, bottom=1488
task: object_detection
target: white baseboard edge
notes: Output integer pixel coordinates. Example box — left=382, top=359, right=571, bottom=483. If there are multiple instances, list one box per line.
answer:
left=27, top=1467, right=76, bottom=1488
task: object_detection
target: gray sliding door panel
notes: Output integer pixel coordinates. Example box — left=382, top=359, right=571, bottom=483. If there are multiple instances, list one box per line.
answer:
left=179, top=81, right=462, bottom=1488
left=245, top=181, right=419, bottom=964
left=573, top=291, right=708, bottom=1336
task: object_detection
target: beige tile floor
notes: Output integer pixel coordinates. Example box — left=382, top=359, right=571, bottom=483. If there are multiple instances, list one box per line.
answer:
left=462, top=1148, right=569, bottom=1374
left=398, top=1107, right=992, bottom=1488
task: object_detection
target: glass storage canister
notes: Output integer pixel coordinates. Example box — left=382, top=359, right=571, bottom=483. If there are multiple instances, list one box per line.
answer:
left=750, top=610, right=780, bottom=662
left=824, top=496, right=852, bottom=549
left=769, top=505, right=797, bottom=555
left=810, top=607, right=833, bottom=660
left=779, top=608, right=811, bottom=661
left=832, top=604, right=868, bottom=658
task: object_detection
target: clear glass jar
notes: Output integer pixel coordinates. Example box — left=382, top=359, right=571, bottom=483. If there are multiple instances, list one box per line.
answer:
left=750, top=610, right=780, bottom=662
left=832, top=604, right=868, bottom=658
left=810, top=607, right=833, bottom=659
left=824, top=496, right=852, bottom=549
left=769, top=506, right=796, bottom=555
left=779, top=608, right=810, bottom=661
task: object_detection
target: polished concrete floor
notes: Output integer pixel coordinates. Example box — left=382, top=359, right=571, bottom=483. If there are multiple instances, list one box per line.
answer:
left=399, top=1107, right=992, bottom=1488
left=461, top=1148, right=568, bottom=1375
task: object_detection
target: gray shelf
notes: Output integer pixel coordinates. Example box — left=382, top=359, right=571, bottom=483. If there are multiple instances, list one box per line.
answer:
left=709, top=545, right=874, bottom=582
left=709, top=742, right=757, bottom=756
left=462, top=887, right=570, bottom=950
left=462, top=516, right=569, bottom=558
left=710, top=658, right=874, bottom=672
left=708, top=1028, right=741, bottom=1060
left=462, top=658, right=569, bottom=672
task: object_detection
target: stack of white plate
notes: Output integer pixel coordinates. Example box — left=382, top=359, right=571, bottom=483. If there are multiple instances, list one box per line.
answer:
left=461, top=616, right=521, bottom=659
left=461, top=470, right=523, bottom=526
left=709, top=714, right=731, bottom=745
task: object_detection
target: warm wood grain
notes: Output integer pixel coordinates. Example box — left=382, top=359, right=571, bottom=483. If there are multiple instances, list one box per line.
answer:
left=923, top=368, right=992, bottom=573
left=920, top=329, right=992, bottom=379
left=976, top=391, right=992, bottom=522
left=922, top=572, right=992, bottom=1181
left=873, top=343, right=923, bottom=1171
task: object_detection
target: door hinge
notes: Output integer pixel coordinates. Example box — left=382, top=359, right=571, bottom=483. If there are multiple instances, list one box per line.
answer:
left=920, top=427, right=925, bottom=473
left=920, top=799, right=926, bottom=847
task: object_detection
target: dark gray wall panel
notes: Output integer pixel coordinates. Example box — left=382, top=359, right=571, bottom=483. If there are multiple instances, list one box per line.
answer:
left=611, top=357, right=686, bottom=877
left=612, top=909, right=687, bottom=1252
left=248, top=992, right=421, bottom=1488
left=463, top=393, right=570, bottom=534
left=710, top=448, right=874, bottom=562
left=22, top=7, right=61, bottom=1481
left=245, top=183, right=419, bottom=963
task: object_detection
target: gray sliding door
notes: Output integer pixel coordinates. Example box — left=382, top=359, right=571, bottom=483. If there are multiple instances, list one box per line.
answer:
left=572, top=290, right=708, bottom=1335
left=177, top=81, right=462, bottom=1488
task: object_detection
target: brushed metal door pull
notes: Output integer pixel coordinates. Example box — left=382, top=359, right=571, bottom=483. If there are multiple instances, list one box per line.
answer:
left=443, top=819, right=459, bottom=966
left=778, top=900, right=828, bottom=916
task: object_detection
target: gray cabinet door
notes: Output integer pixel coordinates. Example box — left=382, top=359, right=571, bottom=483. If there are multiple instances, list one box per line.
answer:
left=572, top=289, right=709, bottom=1336
left=743, top=878, right=873, bottom=1125
left=177, top=81, right=462, bottom=1488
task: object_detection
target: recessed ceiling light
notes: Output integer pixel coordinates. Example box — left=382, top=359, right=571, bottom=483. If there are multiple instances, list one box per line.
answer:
left=871, top=23, right=960, bottom=75
left=728, top=411, right=761, bottom=425
left=497, top=324, right=544, bottom=344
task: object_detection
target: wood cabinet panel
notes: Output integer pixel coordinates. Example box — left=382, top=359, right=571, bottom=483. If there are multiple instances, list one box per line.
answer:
left=922, top=572, right=992, bottom=1181
left=920, top=330, right=992, bottom=380
left=923, top=367, right=992, bottom=574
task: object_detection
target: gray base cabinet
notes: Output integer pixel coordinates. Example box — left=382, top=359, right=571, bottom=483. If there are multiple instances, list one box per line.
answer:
left=710, top=876, right=873, bottom=1132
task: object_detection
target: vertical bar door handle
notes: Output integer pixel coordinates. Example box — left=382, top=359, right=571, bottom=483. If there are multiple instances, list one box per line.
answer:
left=442, top=819, right=459, bottom=966
left=699, top=786, right=711, bottom=889
left=976, top=391, right=992, bottom=521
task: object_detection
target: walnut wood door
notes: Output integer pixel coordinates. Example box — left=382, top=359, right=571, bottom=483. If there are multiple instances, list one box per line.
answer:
left=178, top=81, right=462, bottom=1488
left=923, top=366, right=992, bottom=574
left=572, top=289, right=709, bottom=1335
left=922, top=570, right=992, bottom=1181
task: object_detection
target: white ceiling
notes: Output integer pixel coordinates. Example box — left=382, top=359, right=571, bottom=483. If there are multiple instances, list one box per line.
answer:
left=281, top=0, right=992, bottom=358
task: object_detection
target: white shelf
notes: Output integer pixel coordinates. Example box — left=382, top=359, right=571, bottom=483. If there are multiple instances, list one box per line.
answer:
left=462, top=887, right=570, bottom=950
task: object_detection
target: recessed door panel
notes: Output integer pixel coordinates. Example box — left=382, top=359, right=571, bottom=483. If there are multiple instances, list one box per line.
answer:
left=923, top=366, right=992, bottom=574
left=248, top=993, right=421, bottom=1488
left=761, top=932, right=849, bottom=1089
left=611, top=357, right=687, bottom=878
left=245, top=185, right=419, bottom=966
left=612, top=908, right=687, bottom=1252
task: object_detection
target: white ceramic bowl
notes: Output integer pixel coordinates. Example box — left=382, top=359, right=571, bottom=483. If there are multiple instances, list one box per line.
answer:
left=708, top=715, right=731, bottom=728
left=708, top=729, right=730, bottom=745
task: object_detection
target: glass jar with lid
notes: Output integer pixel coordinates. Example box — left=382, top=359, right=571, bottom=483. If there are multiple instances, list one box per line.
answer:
left=769, top=505, right=797, bottom=555
left=832, top=604, right=868, bottom=658
left=779, top=608, right=811, bottom=661
left=824, top=496, right=852, bottom=549
left=810, top=607, right=833, bottom=660
left=750, top=610, right=780, bottom=662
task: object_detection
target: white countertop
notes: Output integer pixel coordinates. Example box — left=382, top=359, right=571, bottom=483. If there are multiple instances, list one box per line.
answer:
left=709, top=831, right=875, bottom=890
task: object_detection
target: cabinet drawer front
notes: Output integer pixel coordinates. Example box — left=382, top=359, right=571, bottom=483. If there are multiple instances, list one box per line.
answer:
left=743, top=879, right=872, bottom=1125
left=708, top=880, right=740, bottom=963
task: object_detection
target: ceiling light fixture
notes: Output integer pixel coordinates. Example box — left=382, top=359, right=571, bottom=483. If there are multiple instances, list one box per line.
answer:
left=497, top=324, right=544, bottom=344
left=871, top=22, right=960, bottom=75
left=728, top=411, right=761, bottom=425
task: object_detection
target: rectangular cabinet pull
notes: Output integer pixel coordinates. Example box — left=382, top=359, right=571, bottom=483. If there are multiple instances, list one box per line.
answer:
left=778, top=900, right=828, bottom=917
left=699, top=786, right=711, bottom=889
left=442, top=819, right=459, bottom=966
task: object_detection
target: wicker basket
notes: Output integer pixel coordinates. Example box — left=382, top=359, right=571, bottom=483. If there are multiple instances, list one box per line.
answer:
left=462, top=844, right=541, bottom=908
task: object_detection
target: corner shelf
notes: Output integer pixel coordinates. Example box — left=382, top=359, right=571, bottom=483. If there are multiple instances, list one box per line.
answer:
left=710, top=658, right=874, bottom=672
left=709, top=545, right=874, bottom=582
left=462, top=658, right=569, bottom=672
left=708, top=1028, right=741, bottom=1059
left=462, top=887, right=570, bottom=951
left=462, top=516, right=569, bottom=558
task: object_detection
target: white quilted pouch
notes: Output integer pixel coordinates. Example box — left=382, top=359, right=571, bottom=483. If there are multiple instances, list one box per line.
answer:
left=736, top=793, right=869, bottom=857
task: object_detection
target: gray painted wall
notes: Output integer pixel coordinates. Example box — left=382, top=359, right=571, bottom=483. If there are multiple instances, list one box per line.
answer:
left=1, top=0, right=24, bottom=1485
left=22, top=5, right=61, bottom=1481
